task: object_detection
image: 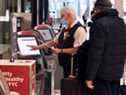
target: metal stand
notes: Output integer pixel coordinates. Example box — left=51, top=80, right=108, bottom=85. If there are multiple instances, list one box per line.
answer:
left=46, top=55, right=57, bottom=95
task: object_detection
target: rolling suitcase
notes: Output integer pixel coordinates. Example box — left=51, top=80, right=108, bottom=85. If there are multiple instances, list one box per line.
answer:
left=120, top=85, right=126, bottom=95
left=61, top=56, right=82, bottom=95
left=120, top=63, right=126, bottom=95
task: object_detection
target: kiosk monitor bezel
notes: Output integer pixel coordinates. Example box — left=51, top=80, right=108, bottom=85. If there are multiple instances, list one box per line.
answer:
left=17, top=36, right=41, bottom=57
left=37, top=28, right=54, bottom=42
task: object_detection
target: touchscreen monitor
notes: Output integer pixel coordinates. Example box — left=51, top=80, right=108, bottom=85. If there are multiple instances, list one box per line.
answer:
left=17, top=37, right=41, bottom=56
left=37, top=29, right=53, bottom=41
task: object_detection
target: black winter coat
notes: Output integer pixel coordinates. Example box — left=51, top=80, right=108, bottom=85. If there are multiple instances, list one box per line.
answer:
left=86, top=9, right=126, bottom=81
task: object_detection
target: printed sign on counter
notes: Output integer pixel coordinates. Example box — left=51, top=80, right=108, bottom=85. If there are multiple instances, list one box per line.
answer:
left=0, top=60, right=36, bottom=95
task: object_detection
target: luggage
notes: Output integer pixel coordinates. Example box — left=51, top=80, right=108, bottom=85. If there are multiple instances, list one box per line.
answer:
left=120, top=85, right=126, bottom=95
left=61, top=56, right=82, bottom=95
left=61, top=78, right=82, bottom=95
left=120, top=77, right=126, bottom=95
left=120, top=63, right=126, bottom=95
left=60, top=55, right=96, bottom=95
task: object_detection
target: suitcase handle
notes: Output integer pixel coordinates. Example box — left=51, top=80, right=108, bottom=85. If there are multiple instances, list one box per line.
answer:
left=69, top=55, right=76, bottom=79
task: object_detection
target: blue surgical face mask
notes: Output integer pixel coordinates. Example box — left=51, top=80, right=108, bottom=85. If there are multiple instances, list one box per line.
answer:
left=61, top=19, right=68, bottom=29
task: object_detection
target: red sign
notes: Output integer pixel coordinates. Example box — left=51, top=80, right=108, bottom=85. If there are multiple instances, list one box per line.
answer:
left=0, top=60, right=36, bottom=95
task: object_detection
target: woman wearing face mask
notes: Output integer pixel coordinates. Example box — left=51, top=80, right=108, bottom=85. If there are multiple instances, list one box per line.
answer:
left=29, top=7, right=87, bottom=78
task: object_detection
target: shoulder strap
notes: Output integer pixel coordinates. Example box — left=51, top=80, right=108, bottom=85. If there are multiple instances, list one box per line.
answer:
left=68, top=22, right=82, bottom=36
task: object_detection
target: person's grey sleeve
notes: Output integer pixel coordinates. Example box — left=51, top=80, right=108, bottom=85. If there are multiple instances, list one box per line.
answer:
left=86, top=23, right=105, bottom=80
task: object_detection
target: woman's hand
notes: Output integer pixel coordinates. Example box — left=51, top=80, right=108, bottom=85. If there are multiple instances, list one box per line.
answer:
left=27, top=45, right=39, bottom=50
left=86, top=80, right=94, bottom=90
left=28, top=43, right=49, bottom=50
left=51, top=47, right=61, bottom=54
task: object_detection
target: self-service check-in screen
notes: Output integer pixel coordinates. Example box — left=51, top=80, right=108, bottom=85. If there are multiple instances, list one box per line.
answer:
left=17, top=37, right=41, bottom=56
left=38, top=29, right=53, bottom=41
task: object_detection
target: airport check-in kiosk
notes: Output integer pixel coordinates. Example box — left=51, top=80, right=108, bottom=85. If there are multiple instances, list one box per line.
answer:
left=16, top=24, right=56, bottom=95
left=34, top=24, right=55, bottom=42
left=34, top=24, right=56, bottom=95
left=17, top=31, right=41, bottom=59
left=16, top=31, right=45, bottom=95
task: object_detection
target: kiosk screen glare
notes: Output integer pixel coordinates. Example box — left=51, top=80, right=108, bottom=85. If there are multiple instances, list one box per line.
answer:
left=38, top=29, right=53, bottom=41
left=17, top=37, right=40, bottom=56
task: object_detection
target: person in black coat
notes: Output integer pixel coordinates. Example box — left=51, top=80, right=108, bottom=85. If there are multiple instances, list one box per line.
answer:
left=85, top=0, right=126, bottom=95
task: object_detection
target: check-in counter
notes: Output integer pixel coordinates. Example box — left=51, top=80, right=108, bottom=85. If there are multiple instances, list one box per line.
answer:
left=0, top=60, right=36, bottom=95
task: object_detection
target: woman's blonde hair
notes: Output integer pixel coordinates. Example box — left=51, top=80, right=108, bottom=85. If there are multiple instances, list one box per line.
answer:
left=60, top=7, right=76, bottom=20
